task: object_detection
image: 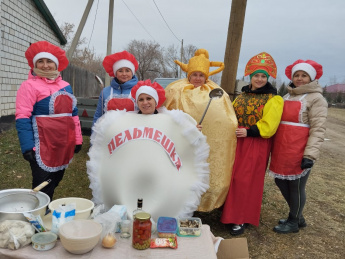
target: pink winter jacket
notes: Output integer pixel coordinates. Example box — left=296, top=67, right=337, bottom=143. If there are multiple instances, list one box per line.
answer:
left=15, top=71, right=82, bottom=153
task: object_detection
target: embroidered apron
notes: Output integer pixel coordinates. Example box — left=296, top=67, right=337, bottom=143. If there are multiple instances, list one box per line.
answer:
left=33, top=92, right=76, bottom=172
left=105, top=87, right=135, bottom=112
left=269, top=94, right=310, bottom=179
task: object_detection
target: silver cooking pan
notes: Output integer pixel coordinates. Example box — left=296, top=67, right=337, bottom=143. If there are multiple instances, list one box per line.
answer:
left=0, top=182, right=51, bottom=222
left=0, top=180, right=50, bottom=212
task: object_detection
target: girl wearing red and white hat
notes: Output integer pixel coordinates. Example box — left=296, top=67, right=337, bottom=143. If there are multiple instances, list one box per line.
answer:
left=269, top=59, right=328, bottom=234
left=131, top=80, right=202, bottom=132
left=130, top=79, right=166, bottom=115
left=15, top=41, right=83, bottom=201
left=93, top=51, right=139, bottom=125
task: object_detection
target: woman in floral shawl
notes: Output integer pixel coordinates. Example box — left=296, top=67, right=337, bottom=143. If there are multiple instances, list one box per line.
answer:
left=220, top=52, right=283, bottom=235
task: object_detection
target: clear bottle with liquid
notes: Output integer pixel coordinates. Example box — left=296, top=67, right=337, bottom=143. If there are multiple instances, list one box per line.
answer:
left=132, top=198, right=143, bottom=218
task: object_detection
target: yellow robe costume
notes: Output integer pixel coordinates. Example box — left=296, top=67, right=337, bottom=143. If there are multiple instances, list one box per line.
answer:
left=164, top=78, right=238, bottom=211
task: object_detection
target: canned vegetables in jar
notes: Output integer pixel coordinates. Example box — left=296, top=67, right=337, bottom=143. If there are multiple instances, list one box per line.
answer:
left=132, top=212, right=152, bottom=250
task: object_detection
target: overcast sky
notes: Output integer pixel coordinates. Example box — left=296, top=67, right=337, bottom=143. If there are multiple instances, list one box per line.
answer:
left=45, top=0, right=345, bottom=86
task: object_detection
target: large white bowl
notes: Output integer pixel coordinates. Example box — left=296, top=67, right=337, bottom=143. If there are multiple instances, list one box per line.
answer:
left=59, top=219, right=102, bottom=254
left=48, top=197, right=94, bottom=219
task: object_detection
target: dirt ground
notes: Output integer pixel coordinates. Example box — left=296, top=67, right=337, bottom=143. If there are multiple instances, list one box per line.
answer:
left=195, top=107, right=345, bottom=258
left=1, top=108, right=344, bottom=258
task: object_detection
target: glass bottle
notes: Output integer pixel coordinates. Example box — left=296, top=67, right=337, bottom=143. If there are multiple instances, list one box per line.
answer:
left=132, top=198, right=143, bottom=218
left=132, top=212, right=152, bottom=250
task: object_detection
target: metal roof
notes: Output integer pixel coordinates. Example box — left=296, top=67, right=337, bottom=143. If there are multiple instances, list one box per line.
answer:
left=33, top=0, right=67, bottom=45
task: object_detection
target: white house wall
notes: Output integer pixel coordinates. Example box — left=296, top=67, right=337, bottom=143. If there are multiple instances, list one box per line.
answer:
left=0, top=0, right=61, bottom=118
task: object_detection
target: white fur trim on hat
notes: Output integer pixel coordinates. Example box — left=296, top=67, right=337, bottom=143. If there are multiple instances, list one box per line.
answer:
left=113, top=59, right=135, bottom=75
left=33, top=52, right=59, bottom=68
left=136, top=85, right=159, bottom=106
left=291, top=63, right=317, bottom=81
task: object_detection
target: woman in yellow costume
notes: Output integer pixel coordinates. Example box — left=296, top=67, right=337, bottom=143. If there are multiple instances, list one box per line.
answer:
left=164, top=49, right=238, bottom=212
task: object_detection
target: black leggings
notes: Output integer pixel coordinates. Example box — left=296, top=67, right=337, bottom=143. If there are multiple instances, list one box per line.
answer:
left=29, top=160, right=65, bottom=202
left=274, top=171, right=310, bottom=219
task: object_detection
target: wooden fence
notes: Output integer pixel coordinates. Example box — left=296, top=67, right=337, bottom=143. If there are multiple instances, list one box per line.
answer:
left=61, top=65, right=104, bottom=98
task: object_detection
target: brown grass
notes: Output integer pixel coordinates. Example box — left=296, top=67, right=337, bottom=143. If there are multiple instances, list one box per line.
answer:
left=1, top=108, right=344, bottom=258
left=197, top=108, right=345, bottom=258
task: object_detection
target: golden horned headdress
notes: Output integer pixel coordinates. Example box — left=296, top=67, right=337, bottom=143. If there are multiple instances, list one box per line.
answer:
left=174, top=49, right=224, bottom=80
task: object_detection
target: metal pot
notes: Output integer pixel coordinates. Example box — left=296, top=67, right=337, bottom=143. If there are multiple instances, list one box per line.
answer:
left=0, top=189, right=50, bottom=222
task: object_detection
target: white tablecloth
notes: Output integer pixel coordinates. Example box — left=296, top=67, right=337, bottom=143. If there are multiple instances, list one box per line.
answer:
left=0, top=225, right=218, bottom=259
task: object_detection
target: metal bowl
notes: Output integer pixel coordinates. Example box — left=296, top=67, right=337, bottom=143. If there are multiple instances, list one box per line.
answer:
left=0, top=189, right=50, bottom=222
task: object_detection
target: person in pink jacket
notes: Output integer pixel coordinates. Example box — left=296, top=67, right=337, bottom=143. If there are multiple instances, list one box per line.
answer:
left=15, top=41, right=83, bottom=201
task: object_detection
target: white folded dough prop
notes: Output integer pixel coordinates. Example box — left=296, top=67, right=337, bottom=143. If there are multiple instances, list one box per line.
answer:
left=87, top=107, right=210, bottom=221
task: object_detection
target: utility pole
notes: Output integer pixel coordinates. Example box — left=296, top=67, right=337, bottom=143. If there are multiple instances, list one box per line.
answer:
left=220, top=0, right=247, bottom=100
left=66, top=0, right=94, bottom=61
left=105, top=0, right=114, bottom=87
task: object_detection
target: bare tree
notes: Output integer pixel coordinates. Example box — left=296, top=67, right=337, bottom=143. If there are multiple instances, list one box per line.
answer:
left=127, top=40, right=164, bottom=80
left=182, top=44, right=198, bottom=64
left=124, top=40, right=198, bottom=80
left=164, top=45, right=180, bottom=78
left=329, top=75, right=338, bottom=85
left=209, top=73, right=221, bottom=84
left=164, top=44, right=198, bottom=78
left=60, top=22, right=87, bottom=53
left=71, top=47, right=104, bottom=76
left=278, top=82, right=288, bottom=97
left=59, top=22, right=105, bottom=77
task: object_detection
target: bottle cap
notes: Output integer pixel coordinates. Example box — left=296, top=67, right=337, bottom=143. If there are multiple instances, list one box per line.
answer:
left=135, top=212, right=151, bottom=221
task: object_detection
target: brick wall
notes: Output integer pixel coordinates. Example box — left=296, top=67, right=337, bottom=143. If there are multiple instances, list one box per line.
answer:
left=0, top=0, right=62, bottom=118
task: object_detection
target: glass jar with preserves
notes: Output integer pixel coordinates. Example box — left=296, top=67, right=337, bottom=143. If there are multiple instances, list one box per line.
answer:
left=132, top=212, right=152, bottom=250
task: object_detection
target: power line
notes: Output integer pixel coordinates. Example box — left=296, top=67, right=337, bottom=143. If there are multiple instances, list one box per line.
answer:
left=88, top=0, right=100, bottom=49
left=152, top=0, right=181, bottom=43
left=121, top=0, right=156, bottom=41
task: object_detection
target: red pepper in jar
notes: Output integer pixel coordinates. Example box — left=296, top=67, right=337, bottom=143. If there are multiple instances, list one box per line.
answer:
left=132, top=212, right=152, bottom=250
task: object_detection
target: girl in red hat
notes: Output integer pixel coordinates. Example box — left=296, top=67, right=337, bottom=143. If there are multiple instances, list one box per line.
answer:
left=15, top=41, right=83, bottom=201
left=130, top=79, right=166, bottom=115
left=269, top=59, right=328, bottom=233
left=130, top=79, right=202, bottom=135
left=93, top=51, right=139, bottom=125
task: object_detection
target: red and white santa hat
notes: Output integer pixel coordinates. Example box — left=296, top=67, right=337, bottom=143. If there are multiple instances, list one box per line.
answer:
left=103, top=50, right=139, bottom=77
left=285, top=59, right=323, bottom=81
left=130, top=79, right=166, bottom=108
left=25, top=41, right=69, bottom=71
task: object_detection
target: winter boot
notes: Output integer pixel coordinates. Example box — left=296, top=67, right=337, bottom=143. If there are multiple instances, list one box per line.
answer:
left=273, top=217, right=299, bottom=234
left=278, top=216, right=307, bottom=228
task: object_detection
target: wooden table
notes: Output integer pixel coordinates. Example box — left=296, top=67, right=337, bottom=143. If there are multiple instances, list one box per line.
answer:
left=0, top=225, right=218, bottom=259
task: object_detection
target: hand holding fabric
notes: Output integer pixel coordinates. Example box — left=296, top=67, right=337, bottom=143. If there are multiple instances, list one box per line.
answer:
left=23, top=150, right=35, bottom=162
left=301, top=158, right=314, bottom=169
left=74, top=145, right=82, bottom=154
